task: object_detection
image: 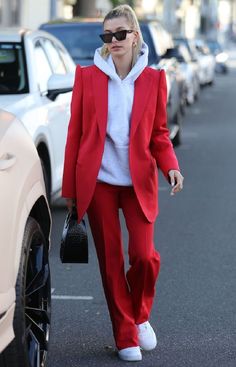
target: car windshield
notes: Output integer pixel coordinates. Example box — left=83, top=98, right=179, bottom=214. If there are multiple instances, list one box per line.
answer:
left=174, top=38, right=197, bottom=61
left=0, top=43, right=29, bottom=94
left=207, top=40, right=222, bottom=54
left=41, top=24, right=103, bottom=64
left=140, top=24, right=159, bottom=66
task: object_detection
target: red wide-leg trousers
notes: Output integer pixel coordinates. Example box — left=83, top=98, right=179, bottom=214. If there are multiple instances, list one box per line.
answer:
left=87, top=182, right=161, bottom=350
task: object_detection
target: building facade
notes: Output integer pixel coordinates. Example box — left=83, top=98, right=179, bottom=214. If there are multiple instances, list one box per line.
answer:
left=0, top=0, right=110, bottom=29
left=0, top=0, right=234, bottom=41
left=0, top=0, right=52, bottom=29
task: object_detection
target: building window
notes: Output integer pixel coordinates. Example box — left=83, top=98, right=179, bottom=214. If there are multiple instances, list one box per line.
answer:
left=12, top=0, right=20, bottom=25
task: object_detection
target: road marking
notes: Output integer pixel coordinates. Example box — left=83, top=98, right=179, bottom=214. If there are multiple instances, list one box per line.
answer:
left=52, top=295, right=93, bottom=300
left=51, top=288, right=93, bottom=300
left=158, top=186, right=168, bottom=191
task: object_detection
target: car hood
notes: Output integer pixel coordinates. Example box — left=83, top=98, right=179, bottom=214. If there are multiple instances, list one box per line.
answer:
left=0, top=94, right=31, bottom=116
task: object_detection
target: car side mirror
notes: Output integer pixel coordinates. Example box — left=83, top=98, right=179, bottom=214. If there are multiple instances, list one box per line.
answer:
left=47, top=73, right=75, bottom=101
left=163, top=48, right=177, bottom=58
left=177, top=55, right=185, bottom=63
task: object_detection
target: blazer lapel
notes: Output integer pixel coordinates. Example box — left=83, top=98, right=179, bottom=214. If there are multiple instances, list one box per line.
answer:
left=130, top=69, right=154, bottom=139
left=92, top=67, right=109, bottom=140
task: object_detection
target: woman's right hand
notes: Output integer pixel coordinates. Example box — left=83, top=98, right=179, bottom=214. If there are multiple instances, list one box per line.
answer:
left=65, top=198, right=76, bottom=213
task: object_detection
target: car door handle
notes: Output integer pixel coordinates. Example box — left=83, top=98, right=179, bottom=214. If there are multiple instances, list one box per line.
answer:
left=0, top=153, right=16, bottom=171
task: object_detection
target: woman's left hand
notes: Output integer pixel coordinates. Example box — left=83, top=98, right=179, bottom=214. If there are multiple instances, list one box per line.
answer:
left=168, top=170, right=184, bottom=196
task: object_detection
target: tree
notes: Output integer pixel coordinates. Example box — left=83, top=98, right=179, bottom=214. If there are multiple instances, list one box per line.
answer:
left=110, top=0, right=135, bottom=8
left=72, top=0, right=97, bottom=17
left=72, top=0, right=136, bottom=17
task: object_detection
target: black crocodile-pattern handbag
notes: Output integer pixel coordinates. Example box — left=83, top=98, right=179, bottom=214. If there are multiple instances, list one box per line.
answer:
left=60, top=206, right=88, bottom=263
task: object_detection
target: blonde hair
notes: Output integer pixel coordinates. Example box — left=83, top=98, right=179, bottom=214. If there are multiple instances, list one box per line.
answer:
left=100, top=4, right=144, bottom=67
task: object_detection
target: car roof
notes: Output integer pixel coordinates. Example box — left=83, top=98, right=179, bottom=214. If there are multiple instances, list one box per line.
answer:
left=0, top=28, right=62, bottom=42
left=0, top=28, right=29, bottom=42
left=40, top=18, right=103, bottom=27
left=174, top=36, right=187, bottom=40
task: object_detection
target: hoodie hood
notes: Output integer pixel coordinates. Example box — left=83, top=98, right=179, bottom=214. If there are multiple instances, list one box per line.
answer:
left=94, top=42, right=149, bottom=83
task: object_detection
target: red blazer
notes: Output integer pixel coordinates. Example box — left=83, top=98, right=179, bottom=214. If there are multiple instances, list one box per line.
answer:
left=62, top=65, right=179, bottom=223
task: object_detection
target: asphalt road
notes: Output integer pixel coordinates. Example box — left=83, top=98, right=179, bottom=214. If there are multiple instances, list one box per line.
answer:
left=47, top=62, right=236, bottom=367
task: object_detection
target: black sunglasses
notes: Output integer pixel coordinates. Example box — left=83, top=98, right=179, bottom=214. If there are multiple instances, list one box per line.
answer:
left=99, top=30, right=134, bottom=44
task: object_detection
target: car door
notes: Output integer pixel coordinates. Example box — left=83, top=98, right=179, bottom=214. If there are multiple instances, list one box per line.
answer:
left=33, top=37, right=72, bottom=193
left=0, top=112, right=38, bottom=320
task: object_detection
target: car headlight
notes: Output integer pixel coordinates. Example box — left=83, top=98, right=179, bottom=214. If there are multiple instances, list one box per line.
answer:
left=216, top=52, right=228, bottom=63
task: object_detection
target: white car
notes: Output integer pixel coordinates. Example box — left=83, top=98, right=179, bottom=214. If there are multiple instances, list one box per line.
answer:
left=0, top=28, right=76, bottom=203
left=174, top=37, right=215, bottom=86
left=0, top=110, right=51, bottom=366
left=165, top=43, right=200, bottom=106
left=177, top=43, right=200, bottom=105
left=191, top=39, right=216, bottom=85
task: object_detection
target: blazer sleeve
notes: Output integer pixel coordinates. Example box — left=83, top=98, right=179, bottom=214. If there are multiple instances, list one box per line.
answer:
left=61, top=65, right=83, bottom=198
left=150, top=70, right=180, bottom=180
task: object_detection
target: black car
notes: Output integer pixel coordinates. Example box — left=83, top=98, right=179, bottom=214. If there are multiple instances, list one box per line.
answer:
left=40, top=19, right=183, bottom=145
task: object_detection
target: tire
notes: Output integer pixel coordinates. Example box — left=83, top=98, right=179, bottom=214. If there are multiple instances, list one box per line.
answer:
left=1, top=217, right=51, bottom=367
left=194, top=80, right=200, bottom=102
left=173, top=127, right=181, bottom=147
left=172, top=110, right=182, bottom=147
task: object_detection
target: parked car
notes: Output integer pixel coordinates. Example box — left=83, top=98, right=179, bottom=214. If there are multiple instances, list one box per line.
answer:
left=206, top=39, right=228, bottom=74
left=40, top=19, right=103, bottom=66
left=192, top=39, right=216, bottom=85
left=174, top=36, right=215, bottom=86
left=165, top=43, right=200, bottom=105
left=40, top=19, right=183, bottom=145
left=0, top=110, right=51, bottom=367
left=140, top=20, right=184, bottom=145
left=0, top=28, right=76, bottom=203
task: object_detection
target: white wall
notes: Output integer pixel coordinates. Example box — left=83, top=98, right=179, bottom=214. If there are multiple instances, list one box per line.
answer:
left=21, top=0, right=50, bottom=29
left=0, top=0, right=66, bottom=29
left=96, top=0, right=111, bottom=16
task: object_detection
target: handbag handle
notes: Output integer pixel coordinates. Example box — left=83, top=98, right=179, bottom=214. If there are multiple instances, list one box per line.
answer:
left=65, top=206, right=77, bottom=227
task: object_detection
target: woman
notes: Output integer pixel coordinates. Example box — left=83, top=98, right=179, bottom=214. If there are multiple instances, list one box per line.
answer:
left=62, top=4, right=184, bottom=362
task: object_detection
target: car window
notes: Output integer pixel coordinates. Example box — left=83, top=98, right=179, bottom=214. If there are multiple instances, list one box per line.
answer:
left=207, top=41, right=222, bottom=54
left=180, top=44, right=191, bottom=63
left=149, top=23, right=172, bottom=56
left=42, top=38, right=67, bottom=74
left=174, top=38, right=197, bottom=61
left=33, top=40, right=52, bottom=93
left=0, top=43, right=29, bottom=95
left=56, top=44, right=75, bottom=73
left=140, top=24, right=159, bottom=65
left=195, top=41, right=210, bottom=56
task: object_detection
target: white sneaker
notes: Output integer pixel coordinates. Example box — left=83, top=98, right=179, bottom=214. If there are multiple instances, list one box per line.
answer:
left=137, top=321, right=157, bottom=351
left=118, top=346, right=142, bottom=362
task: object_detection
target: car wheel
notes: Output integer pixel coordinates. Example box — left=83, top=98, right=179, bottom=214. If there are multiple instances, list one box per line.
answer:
left=180, top=97, right=186, bottom=116
left=194, top=80, right=200, bottom=101
left=1, top=217, right=51, bottom=367
left=40, top=159, right=51, bottom=205
left=172, top=110, right=182, bottom=147
left=194, top=87, right=199, bottom=101
left=222, top=66, right=228, bottom=74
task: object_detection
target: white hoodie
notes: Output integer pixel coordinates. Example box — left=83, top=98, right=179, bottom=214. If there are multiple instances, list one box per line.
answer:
left=94, top=43, right=149, bottom=186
